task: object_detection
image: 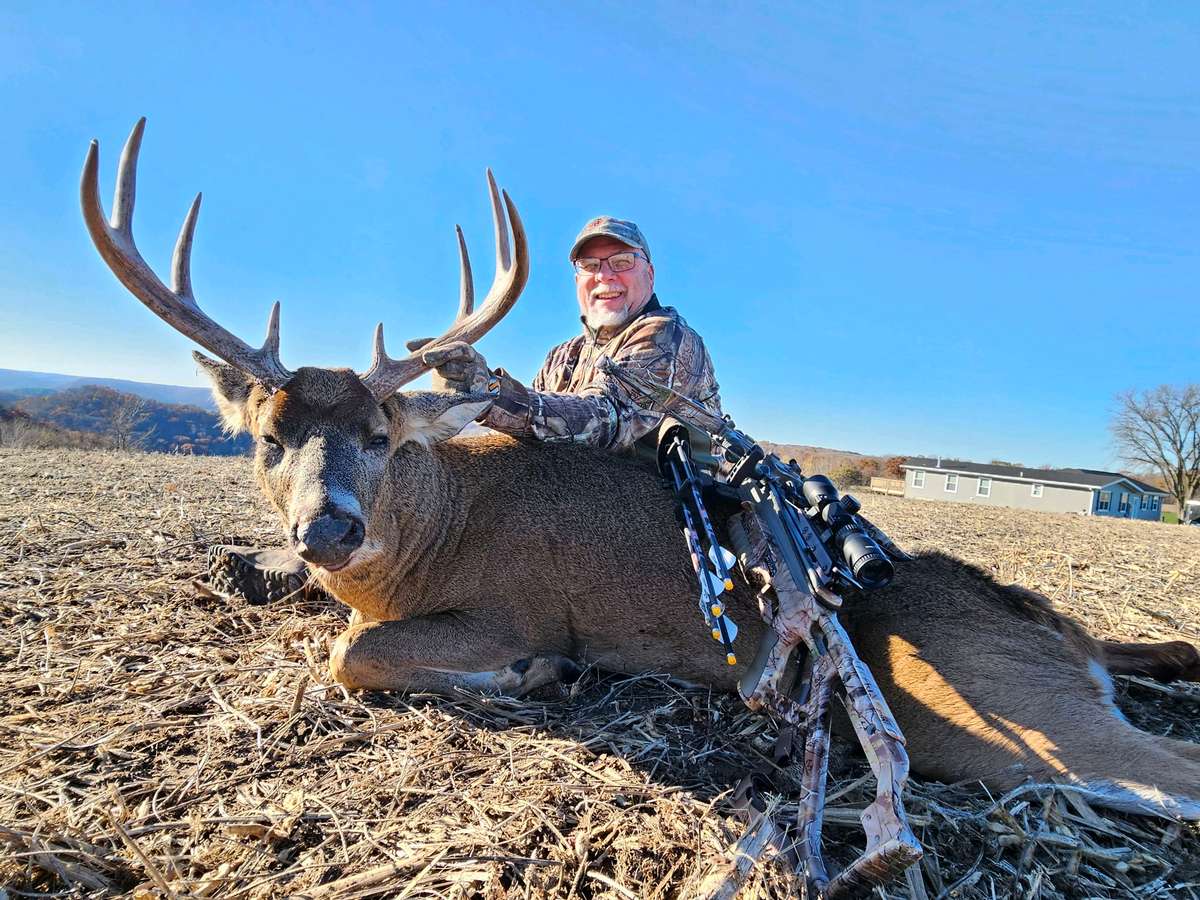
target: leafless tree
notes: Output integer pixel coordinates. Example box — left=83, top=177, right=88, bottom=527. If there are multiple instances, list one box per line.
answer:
left=0, top=416, right=36, bottom=448
left=108, top=396, right=152, bottom=452
left=1111, top=384, right=1200, bottom=521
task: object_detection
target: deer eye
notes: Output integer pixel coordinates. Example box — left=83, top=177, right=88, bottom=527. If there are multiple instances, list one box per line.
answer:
left=368, top=434, right=389, bottom=449
left=261, top=434, right=281, bottom=447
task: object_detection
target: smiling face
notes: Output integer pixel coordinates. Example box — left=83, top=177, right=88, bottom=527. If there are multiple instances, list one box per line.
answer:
left=574, top=236, right=655, bottom=331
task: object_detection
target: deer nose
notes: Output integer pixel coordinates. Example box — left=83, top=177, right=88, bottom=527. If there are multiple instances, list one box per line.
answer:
left=292, top=510, right=365, bottom=569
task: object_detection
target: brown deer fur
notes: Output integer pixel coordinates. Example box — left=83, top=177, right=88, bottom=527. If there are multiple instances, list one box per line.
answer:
left=201, top=363, right=1200, bottom=821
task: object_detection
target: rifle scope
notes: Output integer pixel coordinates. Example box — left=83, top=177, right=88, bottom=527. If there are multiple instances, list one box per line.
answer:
left=799, top=475, right=894, bottom=589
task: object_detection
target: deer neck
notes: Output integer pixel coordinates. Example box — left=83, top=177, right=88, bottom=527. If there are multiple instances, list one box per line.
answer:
left=315, top=445, right=472, bottom=619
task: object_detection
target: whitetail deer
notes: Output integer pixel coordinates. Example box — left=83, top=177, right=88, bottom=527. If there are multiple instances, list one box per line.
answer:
left=83, top=120, right=1200, bottom=822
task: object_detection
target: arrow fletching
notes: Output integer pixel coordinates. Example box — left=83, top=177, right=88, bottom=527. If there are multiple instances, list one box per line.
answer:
left=709, top=544, right=737, bottom=571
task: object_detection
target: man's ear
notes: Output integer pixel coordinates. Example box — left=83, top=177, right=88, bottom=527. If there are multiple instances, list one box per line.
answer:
left=194, top=352, right=256, bottom=434
left=389, top=391, right=493, bottom=448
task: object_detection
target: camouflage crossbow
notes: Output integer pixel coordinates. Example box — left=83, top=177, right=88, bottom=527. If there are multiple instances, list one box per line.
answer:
left=599, top=357, right=922, bottom=899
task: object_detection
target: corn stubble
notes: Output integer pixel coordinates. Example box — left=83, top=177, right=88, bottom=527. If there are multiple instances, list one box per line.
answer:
left=1, top=448, right=1198, bottom=898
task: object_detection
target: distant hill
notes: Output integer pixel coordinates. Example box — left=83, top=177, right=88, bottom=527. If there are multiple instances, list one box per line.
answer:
left=0, top=387, right=58, bottom=405
left=753, top=441, right=911, bottom=486
left=0, top=368, right=215, bottom=410
left=760, top=441, right=863, bottom=461
left=13, top=385, right=249, bottom=456
left=0, top=369, right=892, bottom=464
left=759, top=441, right=868, bottom=474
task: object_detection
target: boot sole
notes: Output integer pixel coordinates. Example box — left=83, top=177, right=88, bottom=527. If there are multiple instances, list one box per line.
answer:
left=206, top=545, right=310, bottom=605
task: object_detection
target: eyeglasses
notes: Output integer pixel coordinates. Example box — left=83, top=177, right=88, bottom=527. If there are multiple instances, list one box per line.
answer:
left=572, top=251, right=646, bottom=276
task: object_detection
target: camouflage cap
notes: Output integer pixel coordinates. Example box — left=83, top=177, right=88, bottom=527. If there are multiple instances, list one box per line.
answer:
left=569, top=216, right=651, bottom=262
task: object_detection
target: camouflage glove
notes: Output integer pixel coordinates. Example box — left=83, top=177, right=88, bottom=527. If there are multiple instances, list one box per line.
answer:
left=406, top=338, right=494, bottom=394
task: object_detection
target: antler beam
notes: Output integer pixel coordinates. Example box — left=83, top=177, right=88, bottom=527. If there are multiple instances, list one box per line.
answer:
left=81, top=118, right=292, bottom=389
left=83, top=120, right=528, bottom=400
left=359, top=169, right=529, bottom=400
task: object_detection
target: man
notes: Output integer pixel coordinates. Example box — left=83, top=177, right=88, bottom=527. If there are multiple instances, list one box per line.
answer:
left=209, top=216, right=723, bottom=603
left=423, top=215, right=721, bottom=449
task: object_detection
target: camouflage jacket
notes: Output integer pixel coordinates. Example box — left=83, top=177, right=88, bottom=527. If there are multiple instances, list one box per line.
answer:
left=481, top=295, right=723, bottom=451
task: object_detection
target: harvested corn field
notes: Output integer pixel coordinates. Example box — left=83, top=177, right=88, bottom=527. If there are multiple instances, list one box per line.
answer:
left=2, top=447, right=1198, bottom=898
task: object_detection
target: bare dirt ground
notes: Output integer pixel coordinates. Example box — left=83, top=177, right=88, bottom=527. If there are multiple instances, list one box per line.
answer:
left=2, top=448, right=1198, bottom=899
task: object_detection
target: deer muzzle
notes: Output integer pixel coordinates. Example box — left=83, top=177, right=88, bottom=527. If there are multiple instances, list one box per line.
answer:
left=293, top=507, right=366, bottom=570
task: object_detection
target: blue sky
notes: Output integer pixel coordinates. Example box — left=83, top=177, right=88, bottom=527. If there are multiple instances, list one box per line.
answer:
left=1, top=3, right=1196, bottom=468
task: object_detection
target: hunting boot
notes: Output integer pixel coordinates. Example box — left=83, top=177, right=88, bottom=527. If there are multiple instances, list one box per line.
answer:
left=206, top=545, right=321, bottom=605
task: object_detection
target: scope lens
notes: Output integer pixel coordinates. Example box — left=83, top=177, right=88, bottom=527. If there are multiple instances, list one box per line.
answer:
left=854, top=554, right=894, bottom=589
left=839, top=531, right=894, bottom=589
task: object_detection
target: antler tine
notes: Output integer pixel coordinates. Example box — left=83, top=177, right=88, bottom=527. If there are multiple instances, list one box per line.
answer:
left=367, top=320, right=404, bottom=369
left=81, top=119, right=292, bottom=389
left=486, top=168, right=511, bottom=273
left=112, top=117, right=144, bottom=236
left=263, top=301, right=282, bottom=357
left=360, top=171, right=530, bottom=400
left=170, top=193, right=202, bottom=304
left=455, top=224, right=474, bottom=321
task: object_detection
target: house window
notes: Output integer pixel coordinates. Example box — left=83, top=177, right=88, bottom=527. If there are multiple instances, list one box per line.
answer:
left=1098, top=491, right=1111, bottom=512
left=912, top=470, right=925, bottom=488
left=1031, top=483, right=1044, bottom=498
left=945, top=473, right=958, bottom=493
left=1151, top=497, right=1160, bottom=512
left=1118, top=492, right=1129, bottom=514
left=977, top=477, right=991, bottom=497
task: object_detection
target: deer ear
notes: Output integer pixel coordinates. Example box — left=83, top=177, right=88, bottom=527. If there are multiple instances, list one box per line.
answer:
left=194, top=352, right=256, bottom=434
left=390, top=392, right=492, bottom=448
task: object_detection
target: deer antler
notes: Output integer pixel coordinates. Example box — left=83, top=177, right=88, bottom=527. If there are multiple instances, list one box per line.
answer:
left=81, top=118, right=293, bottom=389
left=82, top=121, right=527, bottom=399
left=359, top=169, right=529, bottom=400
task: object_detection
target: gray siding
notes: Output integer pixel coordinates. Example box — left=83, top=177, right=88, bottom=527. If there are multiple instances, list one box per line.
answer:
left=904, top=469, right=1091, bottom=513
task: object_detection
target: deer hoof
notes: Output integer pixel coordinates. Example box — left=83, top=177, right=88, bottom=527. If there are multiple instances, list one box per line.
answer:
left=496, top=655, right=581, bottom=697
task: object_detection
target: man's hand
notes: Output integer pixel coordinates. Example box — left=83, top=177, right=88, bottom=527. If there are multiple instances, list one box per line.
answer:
left=406, top=338, right=492, bottom=394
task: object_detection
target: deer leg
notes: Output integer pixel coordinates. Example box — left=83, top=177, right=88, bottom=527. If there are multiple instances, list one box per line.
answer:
left=329, top=612, right=579, bottom=695
left=1101, top=639, right=1200, bottom=683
